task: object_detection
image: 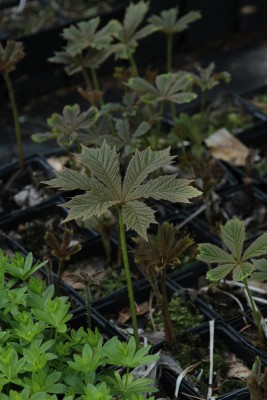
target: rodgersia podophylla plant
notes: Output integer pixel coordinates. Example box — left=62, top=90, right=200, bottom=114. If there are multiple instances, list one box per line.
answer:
left=44, top=142, right=201, bottom=347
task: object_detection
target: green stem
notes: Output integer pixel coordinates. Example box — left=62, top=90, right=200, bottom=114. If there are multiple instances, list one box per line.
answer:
left=244, top=278, right=265, bottom=342
left=90, top=68, right=104, bottom=106
left=55, top=258, right=65, bottom=297
left=3, top=72, right=24, bottom=169
left=128, top=53, right=138, bottom=76
left=118, top=207, right=140, bottom=349
left=160, top=269, right=175, bottom=344
left=81, top=65, right=92, bottom=89
left=170, top=102, right=177, bottom=121
left=167, top=34, right=173, bottom=73
left=201, top=90, right=207, bottom=129
left=85, top=285, right=91, bottom=329
left=99, top=224, right=111, bottom=264
left=90, top=67, right=117, bottom=135
left=152, top=101, right=164, bottom=150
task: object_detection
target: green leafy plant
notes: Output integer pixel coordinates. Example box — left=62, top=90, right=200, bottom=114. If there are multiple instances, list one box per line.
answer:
left=132, top=221, right=194, bottom=344
left=49, top=16, right=119, bottom=100
left=0, top=40, right=25, bottom=169
left=68, top=270, right=105, bottom=329
left=192, top=62, right=231, bottom=120
left=45, top=228, right=82, bottom=296
left=197, top=218, right=267, bottom=343
left=148, top=7, right=201, bottom=72
left=32, top=104, right=98, bottom=153
left=112, top=1, right=156, bottom=73
left=246, top=356, right=267, bottom=400
left=44, top=142, right=201, bottom=347
left=0, top=249, right=159, bottom=398
left=127, top=72, right=197, bottom=144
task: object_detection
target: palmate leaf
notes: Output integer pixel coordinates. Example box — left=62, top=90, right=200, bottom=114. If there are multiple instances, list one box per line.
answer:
left=198, top=218, right=267, bottom=284
left=149, top=8, right=201, bottom=35
left=127, top=72, right=196, bottom=105
left=221, top=219, right=245, bottom=261
left=78, top=142, right=122, bottom=198
left=198, top=243, right=235, bottom=264
left=62, top=18, right=119, bottom=56
left=127, top=175, right=201, bottom=202
left=113, top=1, right=156, bottom=59
left=193, top=62, right=231, bottom=92
left=32, top=104, right=98, bottom=147
left=44, top=142, right=201, bottom=239
left=122, top=200, right=156, bottom=240
left=49, top=48, right=114, bottom=76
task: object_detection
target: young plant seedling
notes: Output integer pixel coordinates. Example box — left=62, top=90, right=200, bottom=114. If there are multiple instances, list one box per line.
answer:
left=197, top=218, right=267, bottom=344
left=132, top=221, right=194, bottom=344
left=44, top=142, right=201, bottom=347
left=67, top=269, right=105, bottom=329
left=45, top=228, right=82, bottom=296
left=32, top=104, right=98, bottom=154
left=148, top=7, right=201, bottom=72
left=112, top=0, right=156, bottom=74
left=192, top=62, right=231, bottom=121
left=246, top=356, right=267, bottom=400
left=127, top=72, right=197, bottom=144
left=49, top=16, right=119, bottom=102
left=0, top=40, right=25, bottom=169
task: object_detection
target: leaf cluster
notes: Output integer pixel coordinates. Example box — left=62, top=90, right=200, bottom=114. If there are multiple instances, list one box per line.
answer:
left=112, top=1, right=156, bottom=60
left=49, top=17, right=119, bottom=74
left=127, top=72, right=197, bottom=105
left=192, top=62, right=231, bottom=93
left=148, top=7, right=201, bottom=36
left=0, top=40, right=25, bottom=75
left=32, top=104, right=98, bottom=149
left=197, top=218, right=267, bottom=282
left=44, top=142, right=201, bottom=239
left=0, top=249, right=159, bottom=398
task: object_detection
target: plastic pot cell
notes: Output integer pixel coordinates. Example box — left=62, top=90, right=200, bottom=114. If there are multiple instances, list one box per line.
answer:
left=0, top=196, right=97, bottom=258
left=0, top=153, right=58, bottom=224
left=229, top=305, right=267, bottom=365
left=60, top=234, right=140, bottom=305
left=152, top=320, right=260, bottom=399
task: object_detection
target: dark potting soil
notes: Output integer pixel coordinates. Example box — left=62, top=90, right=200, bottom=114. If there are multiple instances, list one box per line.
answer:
left=198, top=186, right=267, bottom=238
left=5, top=213, right=88, bottom=259
left=101, top=290, right=204, bottom=343
left=62, top=257, right=132, bottom=302
left=199, top=285, right=260, bottom=321
left=165, top=331, right=248, bottom=398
